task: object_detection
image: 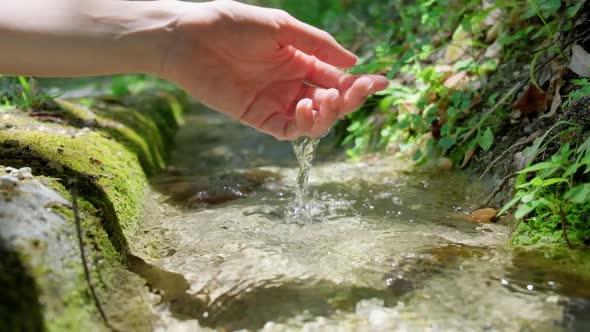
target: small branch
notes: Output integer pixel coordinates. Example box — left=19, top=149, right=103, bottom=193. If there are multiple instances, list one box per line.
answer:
left=558, top=207, right=574, bottom=249
left=483, top=173, right=516, bottom=206
left=69, top=179, right=114, bottom=329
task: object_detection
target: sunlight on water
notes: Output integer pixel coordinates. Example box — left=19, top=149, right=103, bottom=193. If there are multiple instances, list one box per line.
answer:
left=136, top=109, right=590, bottom=332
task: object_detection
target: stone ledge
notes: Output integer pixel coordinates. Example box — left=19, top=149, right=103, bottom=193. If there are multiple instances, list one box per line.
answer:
left=0, top=91, right=186, bottom=331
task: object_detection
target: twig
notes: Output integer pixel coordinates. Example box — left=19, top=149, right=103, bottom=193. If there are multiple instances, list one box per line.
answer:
left=461, top=82, right=523, bottom=145
left=69, top=179, right=113, bottom=329
left=483, top=173, right=516, bottom=206
left=558, top=207, right=574, bottom=249
left=479, top=130, right=542, bottom=180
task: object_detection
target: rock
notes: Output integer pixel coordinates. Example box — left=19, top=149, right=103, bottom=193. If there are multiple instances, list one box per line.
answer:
left=437, top=158, right=453, bottom=171
left=0, top=174, right=19, bottom=190
left=467, top=208, right=497, bottom=223
left=8, top=167, right=33, bottom=180
left=0, top=91, right=188, bottom=330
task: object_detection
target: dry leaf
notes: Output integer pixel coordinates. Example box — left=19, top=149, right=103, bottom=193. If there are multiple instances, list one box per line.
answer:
left=467, top=208, right=497, bottom=222
left=461, top=147, right=476, bottom=168
left=569, top=44, right=590, bottom=77
left=540, top=83, right=562, bottom=119
left=484, top=40, right=502, bottom=58
left=485, top=21, right=502, bottom=42
left=512, top=84, right=548, bottom=115
left=443, top=71, right=468, bottom=88
left=445, top=26, right=471, bottom=63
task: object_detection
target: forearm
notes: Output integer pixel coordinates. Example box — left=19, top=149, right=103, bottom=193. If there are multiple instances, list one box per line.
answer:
left=0, top=0, right=184, bottom=77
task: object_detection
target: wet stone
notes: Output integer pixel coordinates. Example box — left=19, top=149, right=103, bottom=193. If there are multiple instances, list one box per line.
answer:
left=154, top=169, right=282, bottom=208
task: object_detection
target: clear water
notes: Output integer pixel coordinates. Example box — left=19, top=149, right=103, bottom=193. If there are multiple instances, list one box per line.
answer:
left=290, top=136, right=321, bottom=224
left=133, top=106, right=590, bottom=332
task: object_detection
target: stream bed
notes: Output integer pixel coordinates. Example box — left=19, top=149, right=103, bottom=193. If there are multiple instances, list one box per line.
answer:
left=131, top=106, right=590, bottom=332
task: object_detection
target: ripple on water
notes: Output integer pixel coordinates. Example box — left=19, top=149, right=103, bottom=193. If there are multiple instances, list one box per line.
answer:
left=134, top=110, right=590, bottom=331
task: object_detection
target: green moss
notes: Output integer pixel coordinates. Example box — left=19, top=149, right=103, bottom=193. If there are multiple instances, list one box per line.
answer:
left=89, top=92, right=186, bottom=176
left=0, top=90, right=185, bottom=330
left=511, top=201, right=590, bottom=248
left=0, top=128, right=146, bottom=250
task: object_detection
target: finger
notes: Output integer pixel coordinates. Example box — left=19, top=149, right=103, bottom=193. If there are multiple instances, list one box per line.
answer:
left=338, top=75, right=390, bottom=117
left=309, top=88, right=340, bottom=137
left=304, top=56, right=345, bottom=88
left=278, top=15, right=357, bottom=68
left=295, top=98, right=315, bottom=133
left=340, top=77, right=374, bottom=117
left=365, top=74, right=390, bottom=92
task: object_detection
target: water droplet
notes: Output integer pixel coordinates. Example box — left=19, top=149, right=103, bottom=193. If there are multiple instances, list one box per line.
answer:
left=527, top=284, right=534, bottom=291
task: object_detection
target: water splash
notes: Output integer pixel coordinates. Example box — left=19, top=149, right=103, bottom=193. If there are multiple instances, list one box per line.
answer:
left=291, top=136, right=321, bottom=223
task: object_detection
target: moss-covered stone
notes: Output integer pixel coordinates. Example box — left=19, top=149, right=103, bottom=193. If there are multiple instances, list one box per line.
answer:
left=0, top=91, right=186, bottom=331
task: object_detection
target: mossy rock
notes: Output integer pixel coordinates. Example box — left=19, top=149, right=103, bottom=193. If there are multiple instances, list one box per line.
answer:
left=0, top=91, right=186, bottom=330
left=0, top=91, right=186, bottom=251
left=0, top=173, right=157, bottom=331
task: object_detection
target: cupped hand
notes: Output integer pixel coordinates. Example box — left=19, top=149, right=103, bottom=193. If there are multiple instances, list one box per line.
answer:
left=160, top=1, right=389, bottom=140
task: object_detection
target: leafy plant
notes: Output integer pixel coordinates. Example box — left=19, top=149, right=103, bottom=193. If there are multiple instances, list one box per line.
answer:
left=109, top=74, right=177, bottom=98
left=563, top=78, right=590, bottom=108
left=500, top=123, right=590, bottom=247
left=0, top=76, right=58, bottom=110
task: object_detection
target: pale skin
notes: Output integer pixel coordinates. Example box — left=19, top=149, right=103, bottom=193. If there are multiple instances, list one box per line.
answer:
left=0, top=0, right=389, bottom=140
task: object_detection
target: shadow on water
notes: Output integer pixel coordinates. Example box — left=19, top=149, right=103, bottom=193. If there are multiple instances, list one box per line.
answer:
left=507, top=250, right=590, bottom=331
left=0, top=244, right=45, bottom=332
left=129, top=254, right=399, bottom=331
left=195, top=280, right=398, bottom=331
left=151, top=169, right=284, bottom=208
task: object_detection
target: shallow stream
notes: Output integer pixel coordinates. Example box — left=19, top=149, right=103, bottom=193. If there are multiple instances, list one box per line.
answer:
left=132, top=106, right=590, bottom=331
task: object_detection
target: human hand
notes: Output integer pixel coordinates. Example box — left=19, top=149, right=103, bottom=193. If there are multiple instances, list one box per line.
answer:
left=160, top=1, right=389, bottom=140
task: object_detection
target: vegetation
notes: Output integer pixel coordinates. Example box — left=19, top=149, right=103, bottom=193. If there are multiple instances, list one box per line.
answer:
left=271, top=0, right=589, bottom=247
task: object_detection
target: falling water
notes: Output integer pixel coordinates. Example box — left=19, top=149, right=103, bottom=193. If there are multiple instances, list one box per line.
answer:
left=291, top=136, right=321, bottom=223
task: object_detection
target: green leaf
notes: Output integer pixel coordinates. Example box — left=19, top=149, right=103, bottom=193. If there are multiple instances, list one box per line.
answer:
left=564, top=184, right=590, bottom=204
left=517, top=161, right=558, bottom=174
left=347, top=122, right=361, bottom=132
left=438, top=136, right=457, bottom=151
left=521, top=193, right=535, bottom=203
left=563, top=163, right=581, bottom=178
left=378, top=96, right=394, bottom=112
left=521, top=8, right=537, bottom=19
left=478, top=128, right=494, bottom=151
left=538, top=0, right=561, bottom=14
left=441, top=123, right=452, bottom=137
left=566, top=2, right=584, bottom=18
left=514, top=200, right=541, bottom=219
left=498, top=192, right=525, bottom=215
left=412, top=148, right=423, bottom=161
left=538, top=178, right=568, bottom=187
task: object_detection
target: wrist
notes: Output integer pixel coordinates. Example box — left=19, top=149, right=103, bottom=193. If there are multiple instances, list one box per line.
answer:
left=80, top=0, right=197, bottom=76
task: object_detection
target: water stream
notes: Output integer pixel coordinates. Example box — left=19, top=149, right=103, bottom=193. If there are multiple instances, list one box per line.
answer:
left=133, top=106, right=590, bottom=332
left=290, top=136, right=321, bottom=223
